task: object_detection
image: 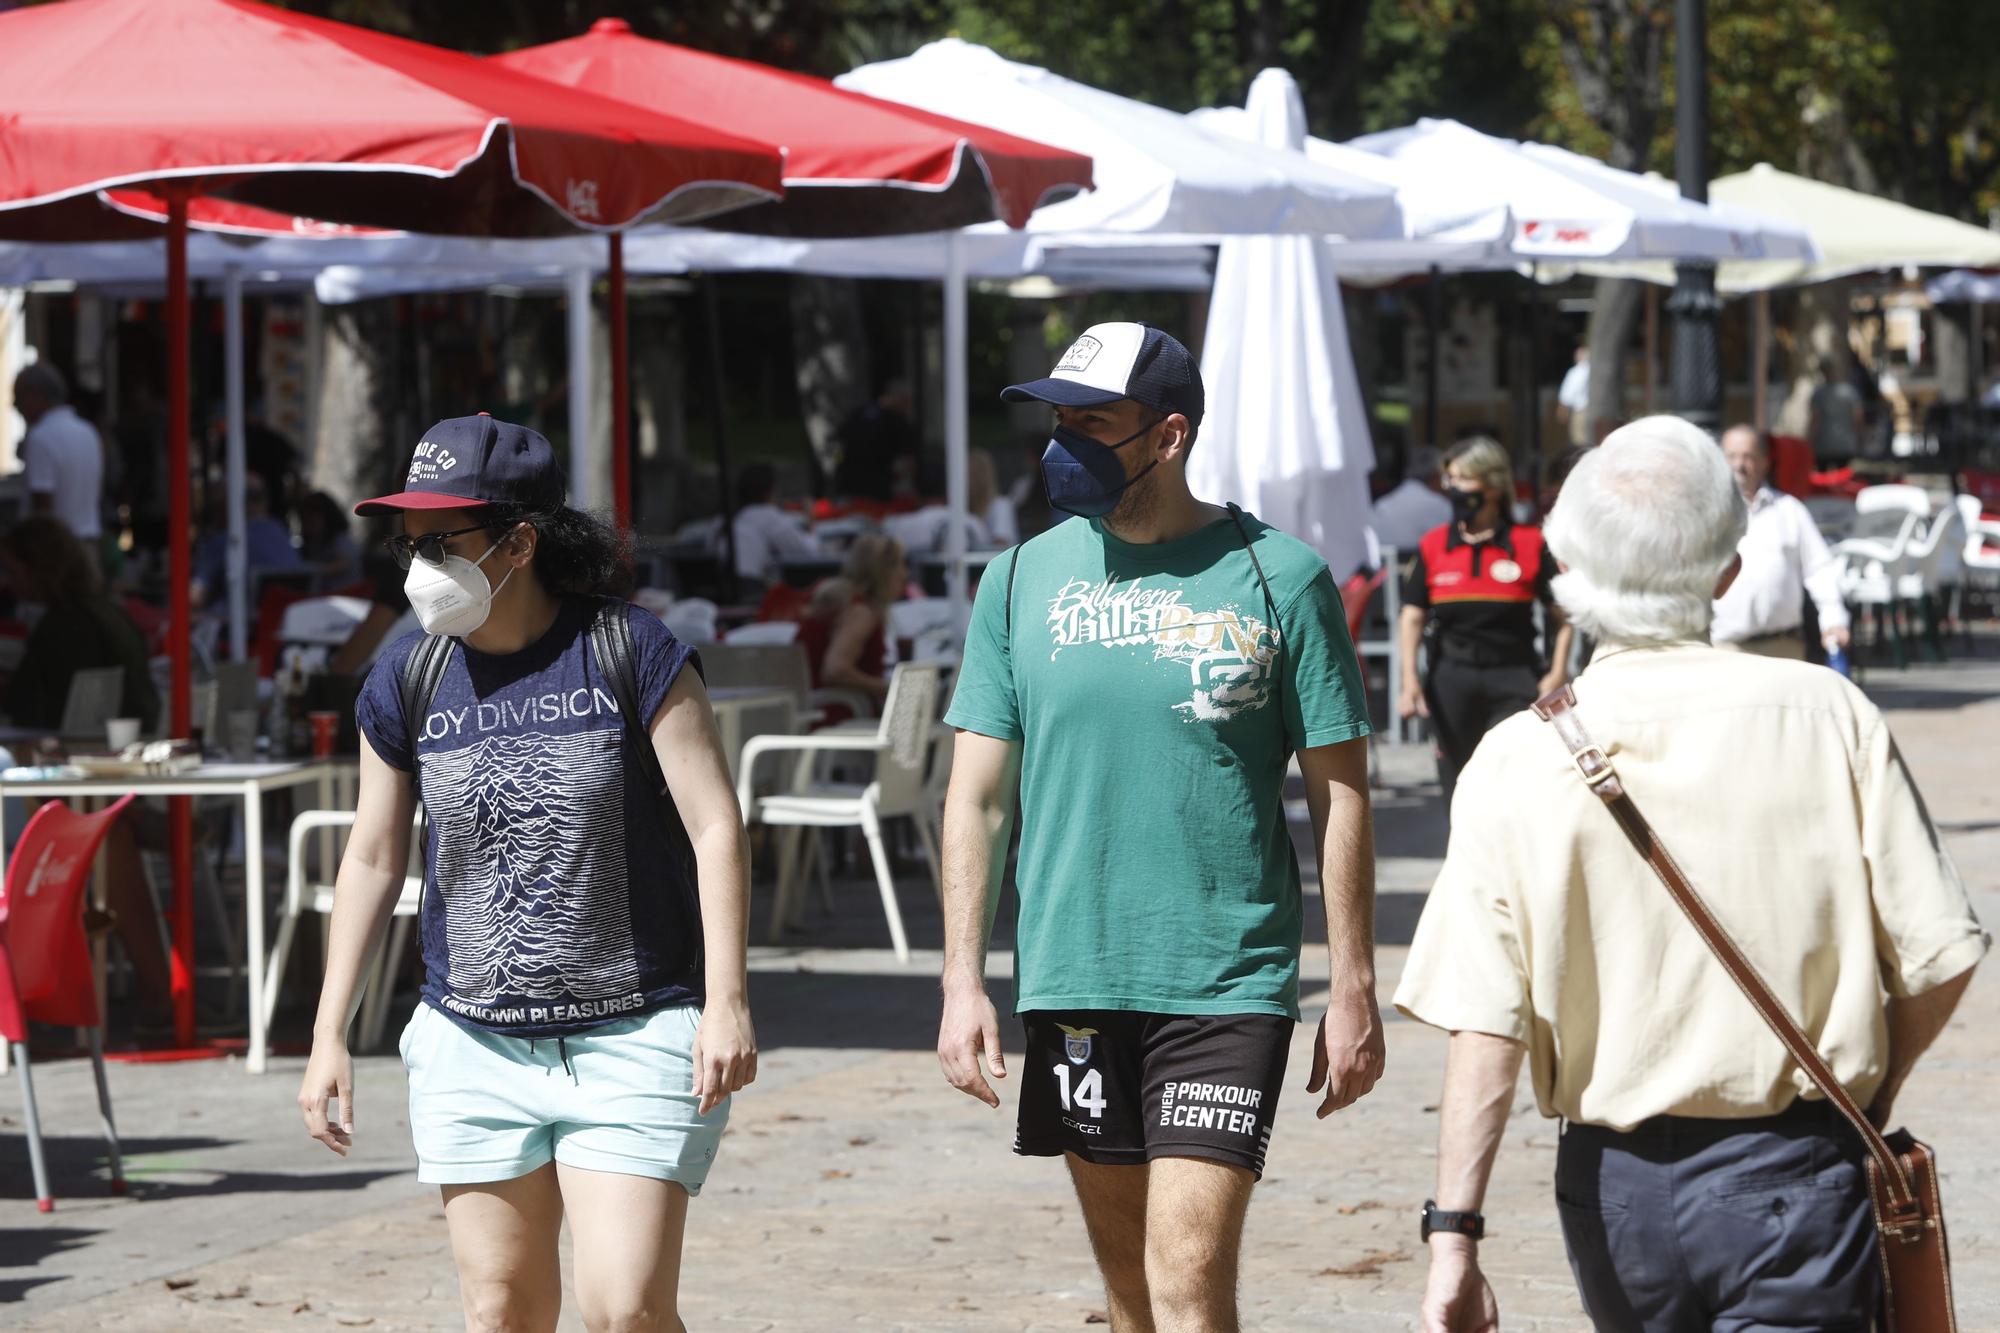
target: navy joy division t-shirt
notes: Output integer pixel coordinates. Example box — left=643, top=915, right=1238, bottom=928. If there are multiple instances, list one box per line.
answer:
left=356, top=599, right=703, bottom=1037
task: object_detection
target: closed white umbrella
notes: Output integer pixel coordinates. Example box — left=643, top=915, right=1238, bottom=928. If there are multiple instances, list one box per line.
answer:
left=1186, top=69, right=1376, bottom=582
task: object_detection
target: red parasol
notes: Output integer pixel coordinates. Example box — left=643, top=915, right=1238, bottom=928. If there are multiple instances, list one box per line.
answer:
left=493, top=16, right=1094, bottom=528
left=0, top=0, right=786, bottom=1059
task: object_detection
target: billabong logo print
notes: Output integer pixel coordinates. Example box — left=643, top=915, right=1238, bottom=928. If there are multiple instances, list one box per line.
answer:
left=567, top=179, right=602, bottom=221
left=1055, top=335, right=1104, bottom=373
left=1058, top=1023, right=1098, bottom=1065
left=1046, top=577, right=1279, bottom=721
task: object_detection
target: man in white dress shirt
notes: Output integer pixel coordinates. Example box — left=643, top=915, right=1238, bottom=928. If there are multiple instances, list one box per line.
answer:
left=1710, top=424, right=1850, bottom=660
left=1370, top=444, right=1451, bottom=556
left=729, top=462, right=822, bottom=586
left=13, top=362, right=104, bottom=556
left=1556, top=344, right=1591, bottom=446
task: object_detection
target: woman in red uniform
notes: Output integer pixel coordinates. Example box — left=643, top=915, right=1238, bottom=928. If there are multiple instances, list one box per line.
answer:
left=1396, top=436, right=1572, bottom=806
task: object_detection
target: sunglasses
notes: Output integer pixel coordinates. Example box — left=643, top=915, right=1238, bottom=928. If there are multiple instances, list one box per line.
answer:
left=385, top=523, right=498, bottom=570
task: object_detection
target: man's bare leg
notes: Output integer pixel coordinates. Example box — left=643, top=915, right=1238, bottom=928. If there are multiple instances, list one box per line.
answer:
left=1067, top=1154, right=1153, bottom=1333
left=1142, top=1156, right=1255, bottom=1333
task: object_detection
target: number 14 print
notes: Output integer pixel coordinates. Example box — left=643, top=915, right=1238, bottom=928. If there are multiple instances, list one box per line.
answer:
left=1053, top=1065, right=1107, bottom=1118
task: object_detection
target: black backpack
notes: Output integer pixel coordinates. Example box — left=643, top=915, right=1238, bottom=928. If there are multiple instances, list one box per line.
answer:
left=399, top=598, right=667, bottom=793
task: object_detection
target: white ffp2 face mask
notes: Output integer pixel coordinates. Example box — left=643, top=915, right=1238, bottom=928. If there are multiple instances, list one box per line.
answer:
left=404, top=534, right=515, bottom=638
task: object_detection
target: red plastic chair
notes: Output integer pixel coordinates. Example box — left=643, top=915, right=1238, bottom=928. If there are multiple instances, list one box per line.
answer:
left=1339, top=568, right=1388, bottom=644
left=1, top=795, right=136, bottom=1211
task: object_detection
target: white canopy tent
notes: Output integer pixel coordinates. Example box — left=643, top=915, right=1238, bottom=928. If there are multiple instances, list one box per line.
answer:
left=1, top=229, right=612, bottom=658
left=832, top=38, right=1410, bottom=608
left=1341, top=120, right=1820, bottom=274
left=1578, top=165, right=2000, bottom=292
left=1186, top=70, right=1378, bottom=581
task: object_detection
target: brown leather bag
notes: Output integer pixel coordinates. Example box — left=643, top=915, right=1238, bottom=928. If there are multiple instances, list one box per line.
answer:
left=1534, top=684, right=1956, bottom=1333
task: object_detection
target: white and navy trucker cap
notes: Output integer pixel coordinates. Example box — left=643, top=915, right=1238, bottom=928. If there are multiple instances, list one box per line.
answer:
left=1000, top=321, right=1204, bottom=427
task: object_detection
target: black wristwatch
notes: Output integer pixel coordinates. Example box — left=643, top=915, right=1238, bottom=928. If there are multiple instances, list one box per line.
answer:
left=1421, top=1199, right=1485, bottom=1242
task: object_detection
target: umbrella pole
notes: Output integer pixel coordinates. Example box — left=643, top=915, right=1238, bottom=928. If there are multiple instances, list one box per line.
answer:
left=166, top=191, right=197, bottom=1049
left=610, top=231, right=632, bottom=531
left=565, top=265, right=593, bottom=511
left=224, top=265, right=248, bottom=662
left=1424, top=266, right=1442, bottom=451
left=1753, top=289, right=1771, bottom=433
left=944, top=232, right=969, bottom=613
left=702, top=275, right=739, bottom=603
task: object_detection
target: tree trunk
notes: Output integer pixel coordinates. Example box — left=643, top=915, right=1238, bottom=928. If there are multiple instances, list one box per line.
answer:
left=309, top=301, right=392, bottom=503
left=1775, top=279, right=1852, bottom=437
left=631, top=296, right=690, bottom=534
left=1584, top=277, right=1643, bottom=441
left=789, top=275, right=872, bottom=486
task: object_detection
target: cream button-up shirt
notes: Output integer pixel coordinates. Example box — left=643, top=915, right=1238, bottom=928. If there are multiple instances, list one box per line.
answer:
left=1393, top=642, right=1986, bottom=1130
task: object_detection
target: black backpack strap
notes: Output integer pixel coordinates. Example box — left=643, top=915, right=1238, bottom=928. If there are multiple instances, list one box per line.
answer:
left=1225, top=503, right=1288, bottom=737
left=589, top=599, right=668, bottom=794
left=1004, top=543, right=1020, bottom=640
left=399, top=633, right=456, bottom=773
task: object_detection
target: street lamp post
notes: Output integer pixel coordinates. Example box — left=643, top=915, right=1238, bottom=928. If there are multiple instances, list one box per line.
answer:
left=1668, top=0, right=1723, bottom=429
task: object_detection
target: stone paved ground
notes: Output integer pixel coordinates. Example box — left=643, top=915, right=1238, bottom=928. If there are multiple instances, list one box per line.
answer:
left=5, top=650, right=1998, bottom=1331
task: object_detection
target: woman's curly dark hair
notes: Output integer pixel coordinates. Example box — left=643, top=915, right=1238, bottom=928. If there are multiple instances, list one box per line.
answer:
left=475, top=502, right=631, bottom=599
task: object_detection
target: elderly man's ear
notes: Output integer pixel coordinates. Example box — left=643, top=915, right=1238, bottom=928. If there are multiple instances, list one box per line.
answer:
left=1715, top=554, right=1742, bottom=599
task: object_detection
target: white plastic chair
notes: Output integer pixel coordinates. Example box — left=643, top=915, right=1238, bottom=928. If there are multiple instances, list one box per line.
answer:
left=736, top=663, right=941, bottom=962
left=1895, top=505, right=1961, bottom=660
left=59, top=666, right=125, bottom=738
left=1958, top=494, right=2000, bottom=628
left=1836, top=509, right=1921, bottom=668
left=1854, top=483, right=1933, bottom=519
left=260, top=806, right=425, bottom=1051
left=722, top=620, right=800, bottom=646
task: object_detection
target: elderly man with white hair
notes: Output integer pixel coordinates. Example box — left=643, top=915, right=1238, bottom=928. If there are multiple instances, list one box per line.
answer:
left=1396, top=416, right=1986, bottom=1333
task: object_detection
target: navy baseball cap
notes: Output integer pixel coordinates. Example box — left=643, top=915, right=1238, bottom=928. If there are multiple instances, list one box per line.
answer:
left=354, top=413, right=565, bottom=516
left=1001, top=322, right=1205, bottom=428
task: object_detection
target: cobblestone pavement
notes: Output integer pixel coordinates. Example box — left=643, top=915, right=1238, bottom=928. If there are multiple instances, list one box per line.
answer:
left=5, top=653, right=1998, bottom=1331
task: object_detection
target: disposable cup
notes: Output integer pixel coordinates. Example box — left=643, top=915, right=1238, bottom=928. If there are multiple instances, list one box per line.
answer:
left=309, top=710, right=341, bottom=759
left=105, top=717, right=142, bottom=752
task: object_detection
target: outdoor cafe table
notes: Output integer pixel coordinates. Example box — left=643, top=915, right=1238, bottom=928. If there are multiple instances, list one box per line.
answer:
left=708, top=686, right=799, bottom=781
left=0, top=758, right=347, bottom=1075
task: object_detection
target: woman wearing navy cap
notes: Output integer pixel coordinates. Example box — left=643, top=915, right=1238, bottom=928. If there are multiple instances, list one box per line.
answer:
left=297, top=414, right=755, bottom=1332
left=1397, top=436, right=1573, bottom=809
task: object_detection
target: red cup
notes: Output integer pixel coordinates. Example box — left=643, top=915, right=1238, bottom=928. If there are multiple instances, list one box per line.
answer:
left=308, top=710, right=340, bottom=759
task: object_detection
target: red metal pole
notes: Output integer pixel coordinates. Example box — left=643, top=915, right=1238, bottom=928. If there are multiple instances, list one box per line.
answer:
left=610, top=230, right=631, bottom=530
left=166, top=192, right=196, bottom=1047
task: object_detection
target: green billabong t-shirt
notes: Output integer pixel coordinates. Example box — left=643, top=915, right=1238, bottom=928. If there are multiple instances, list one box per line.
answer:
left=944, top=510, right=1371, bottom=1020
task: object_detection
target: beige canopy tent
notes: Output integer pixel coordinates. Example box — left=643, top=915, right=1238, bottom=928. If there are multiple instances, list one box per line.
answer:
left=1582, top=164, right=2000, bottom=430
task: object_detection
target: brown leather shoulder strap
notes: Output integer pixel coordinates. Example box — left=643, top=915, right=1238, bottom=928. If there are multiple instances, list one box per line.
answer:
left=1530, top=683, right=1918, bottom=1209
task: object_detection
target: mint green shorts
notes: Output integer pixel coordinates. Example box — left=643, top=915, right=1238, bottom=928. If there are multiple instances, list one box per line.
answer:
left=399, top=1001, right=727, bottom=1190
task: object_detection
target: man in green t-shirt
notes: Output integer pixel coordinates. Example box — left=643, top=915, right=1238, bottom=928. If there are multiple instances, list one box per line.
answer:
left=938, top=322, right=1384, bottom=1331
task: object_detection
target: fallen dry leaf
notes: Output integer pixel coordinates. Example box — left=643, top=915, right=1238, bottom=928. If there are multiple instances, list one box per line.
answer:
left=848, top=1134, right=876, bottom=1147
left=1316, top=1249, right=1410, bottom=1278
left=1085, top=1313, right=1110, bottom=1325
left=820, top=1169, right=852, bottom=1180
left=1336, top=1199, right=1385, bottom=1216
left=163, top=1278, right=198, bottom=1291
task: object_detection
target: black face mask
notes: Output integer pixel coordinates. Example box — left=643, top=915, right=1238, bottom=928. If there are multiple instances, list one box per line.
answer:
left=1446, top=486, right=1485, bottom=522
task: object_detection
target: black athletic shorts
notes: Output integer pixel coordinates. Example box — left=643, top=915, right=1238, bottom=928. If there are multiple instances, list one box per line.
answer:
left=1015, top=1010, right=1292, bottom=1178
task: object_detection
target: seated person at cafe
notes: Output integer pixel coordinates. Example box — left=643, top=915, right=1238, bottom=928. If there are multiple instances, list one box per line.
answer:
left=191, top=474, right=303, bottom=608
left=730, top=462, right=823, bottom=585
left=0, top=515, right=159, bottom=732
left=796, top=533, right=906, bottom=712
left=0, top=516, right=173, bottom=1026
left=296, top=490, right=363, bottom=589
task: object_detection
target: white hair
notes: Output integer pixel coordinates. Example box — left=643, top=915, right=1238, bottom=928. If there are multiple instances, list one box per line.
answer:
left=1543, top=414, right=1747, bottom=646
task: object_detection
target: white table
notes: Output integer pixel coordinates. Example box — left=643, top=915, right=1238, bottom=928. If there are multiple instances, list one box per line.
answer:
left=0, top=759, right=344, bottom=1074
left=707, top=687, right=799, bottom=780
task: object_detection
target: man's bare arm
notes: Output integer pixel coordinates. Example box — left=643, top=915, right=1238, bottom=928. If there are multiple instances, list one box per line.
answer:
left=1300, top=737, right=1385, bottom=1116
left=937, top=728, right=1020, bottom=1107
left=1869, top=963, right=1977, bottom=1128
